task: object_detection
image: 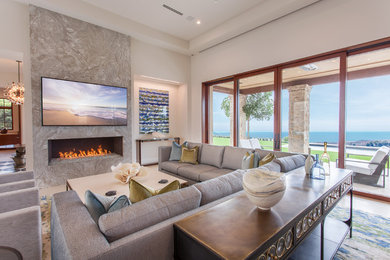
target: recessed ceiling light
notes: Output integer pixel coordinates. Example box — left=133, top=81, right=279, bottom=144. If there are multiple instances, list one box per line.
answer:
left=196, top=20, right=201, bottom=25
left=300, top=64, right=318, bottom=71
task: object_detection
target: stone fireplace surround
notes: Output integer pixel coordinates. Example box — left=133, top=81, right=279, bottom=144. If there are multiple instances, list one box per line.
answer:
left=30, top=6, right=132, bottom=187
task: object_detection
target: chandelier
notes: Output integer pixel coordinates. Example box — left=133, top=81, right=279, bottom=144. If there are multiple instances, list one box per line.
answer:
left=5, top=60, right=24, bottom=105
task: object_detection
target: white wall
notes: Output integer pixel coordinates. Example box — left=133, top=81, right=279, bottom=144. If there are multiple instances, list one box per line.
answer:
left=190, top=0, right=390, bottom=142
left=131, top=38, right=190, bottom=163
left=0, top=0, right=33, bottom=170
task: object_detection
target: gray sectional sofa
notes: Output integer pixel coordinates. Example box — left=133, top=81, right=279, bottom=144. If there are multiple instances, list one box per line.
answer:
left=51, top=170, right=246, bottom=260
left=159, top=142, right=303, bottom=183
left=51, top=143, right=307, bottom=259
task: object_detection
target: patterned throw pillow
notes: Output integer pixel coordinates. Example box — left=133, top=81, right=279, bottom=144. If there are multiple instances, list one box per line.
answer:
left=241, top=152, right=255, bottom=169
left=129, top=179, right=180, bottom=203
left=169, top=141, right=188, bottom=161
left=85, top=190, right=130, bottom=223
left=259, top=153, right=276, bottom=166
left=179, top=146, right=199, bottom=164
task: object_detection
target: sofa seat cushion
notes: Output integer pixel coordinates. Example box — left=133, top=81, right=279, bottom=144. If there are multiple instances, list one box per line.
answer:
left=200, top=144, right=225, bottom=168
left=222, top=146, right=253, bottom=170
left=345, top=161, right=375, bottom=175
left=274, top=155, right=306, bottom=172
left=177, top=164, right=217, bottom=181
left=199, top=168, right=232, bottom=182
left=160, top=161, right=191, bottom=174
left=195, top=170, right=244, bottom=205
left=99, top=186, right=202, bottom=242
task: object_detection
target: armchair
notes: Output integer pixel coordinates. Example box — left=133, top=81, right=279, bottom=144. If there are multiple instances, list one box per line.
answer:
left=0, top=171, right=34, bottom=184
left=0, top=186, right=42, bottom=259
left=344, top=146, right=389, bottom=188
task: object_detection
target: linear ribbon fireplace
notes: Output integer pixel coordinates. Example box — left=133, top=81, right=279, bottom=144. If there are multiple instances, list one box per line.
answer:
left=48, top=137, right=123, bottom=163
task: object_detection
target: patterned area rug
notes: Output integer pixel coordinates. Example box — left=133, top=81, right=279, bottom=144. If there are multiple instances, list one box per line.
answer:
left=40, top=196, right=390, bottom=260
left=330, top=207, right=390, bottom=260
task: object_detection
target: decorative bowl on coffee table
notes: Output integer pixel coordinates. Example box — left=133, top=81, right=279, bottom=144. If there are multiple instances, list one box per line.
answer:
left=243, top=168, right=286, bottom=210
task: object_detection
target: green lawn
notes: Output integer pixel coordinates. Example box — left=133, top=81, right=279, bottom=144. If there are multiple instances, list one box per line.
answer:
left=212, top=136, right=373, bottom=163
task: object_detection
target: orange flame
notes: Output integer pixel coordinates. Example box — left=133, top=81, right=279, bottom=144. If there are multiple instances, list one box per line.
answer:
left=59, top=145, right=111, bottom=159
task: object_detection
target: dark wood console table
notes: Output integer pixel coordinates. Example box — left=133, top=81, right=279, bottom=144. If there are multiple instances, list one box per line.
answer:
left=135, top=137, right=180, bottom=166
left=174, top=168, right=353, bottom=260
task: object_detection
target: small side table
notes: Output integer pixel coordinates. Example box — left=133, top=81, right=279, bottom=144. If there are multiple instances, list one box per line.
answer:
left=135, top=137, right=180, bottom=166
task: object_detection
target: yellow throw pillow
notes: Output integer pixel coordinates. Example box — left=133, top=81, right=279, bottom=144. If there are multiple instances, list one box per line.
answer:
left=259, top=153, right=275, bottom=166
left=241, top=152, right=255, bottom=169
left=179, top=146, right=199, bottom=164
left=129, top=179, right=181, bottom=203
left=157, top=180, right=180, bottom=195
left=129, top=179, right=153, bottom=203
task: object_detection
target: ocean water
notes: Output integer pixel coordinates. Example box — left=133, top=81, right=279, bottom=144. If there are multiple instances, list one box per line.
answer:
left=213, top=131, right=390, bottom=143
left=43, top=103, right=127, bottom=120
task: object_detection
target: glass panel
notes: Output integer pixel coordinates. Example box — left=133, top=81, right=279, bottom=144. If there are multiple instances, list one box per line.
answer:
left=210, top=81, right=234, bottom=146
left=346, top=47, right=390, bottom=198
left=238, top=72, right=274, bottom=150
left=4, top=99, right=11, bottom=107
left=0, top=99, right=3, bottom=106
left=281, top=57, right=340, bottom=166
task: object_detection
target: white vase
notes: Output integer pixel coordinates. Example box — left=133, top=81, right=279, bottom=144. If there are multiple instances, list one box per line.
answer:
left=243, top=168, right=286, bottom=210
left=305, top=148, right=314, bottom=176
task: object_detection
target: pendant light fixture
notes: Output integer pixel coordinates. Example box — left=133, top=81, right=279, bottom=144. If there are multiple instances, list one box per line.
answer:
left=5, top=60, right=25, bottom=105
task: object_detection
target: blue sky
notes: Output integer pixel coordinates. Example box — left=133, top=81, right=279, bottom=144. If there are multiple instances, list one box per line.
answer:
left=213, top=74, right=390, bottom=133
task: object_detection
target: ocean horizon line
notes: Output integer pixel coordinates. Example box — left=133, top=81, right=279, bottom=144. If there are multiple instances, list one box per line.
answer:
left=213, top=131, right=390, bottom=143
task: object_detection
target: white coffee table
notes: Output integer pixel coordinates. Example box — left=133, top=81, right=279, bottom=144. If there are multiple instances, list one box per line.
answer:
left=66, top=168, right=188, bottom=203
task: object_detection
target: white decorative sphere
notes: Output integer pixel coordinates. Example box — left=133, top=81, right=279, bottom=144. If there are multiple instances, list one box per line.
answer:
left=243, top=168, right=286, bottom=210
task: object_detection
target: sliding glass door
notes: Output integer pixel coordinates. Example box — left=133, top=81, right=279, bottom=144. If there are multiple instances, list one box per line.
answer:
left=346, top=46, right=390, bottom=198
left=238, top=71, right=275, bottom=150
left=281, top=57, right=341, bottom=163
left=209, top=81, right=235, bottom=146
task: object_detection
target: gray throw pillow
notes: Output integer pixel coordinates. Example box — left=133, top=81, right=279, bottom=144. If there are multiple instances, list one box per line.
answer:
left=169, top=141, right=188, bottom=161
left=85, top=190, right=130, bottom=223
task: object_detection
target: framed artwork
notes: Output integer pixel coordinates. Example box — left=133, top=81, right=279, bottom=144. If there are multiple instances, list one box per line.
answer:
left=42, top=77, right=127, bottom=126
left=139, top=88, right=169, bottom=134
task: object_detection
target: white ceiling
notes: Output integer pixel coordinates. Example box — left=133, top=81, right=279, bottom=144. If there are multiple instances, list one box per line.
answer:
left=81, top=0, right=263, bottom=41
left=13, top=0, right=321, bottom=54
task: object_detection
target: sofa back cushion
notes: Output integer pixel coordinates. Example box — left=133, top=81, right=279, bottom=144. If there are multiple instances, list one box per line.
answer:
left=221, top=146, right=253, bottom=170
left=259, top=161, right=281, bottom=172
left=194, top=170, right=244, bottom=206
left=370, top=146, right=390, bottom=164
left=200, top=144, right=225, bottom=168
left=255, top=149, right=299, bottom=159
left=274, top=154, right=306, bottom=172
left=98, top=186, right=201, bottom=242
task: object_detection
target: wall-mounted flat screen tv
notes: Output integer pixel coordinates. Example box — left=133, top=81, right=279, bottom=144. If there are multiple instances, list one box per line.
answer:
left=41, top=77, right=127, bottom=126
